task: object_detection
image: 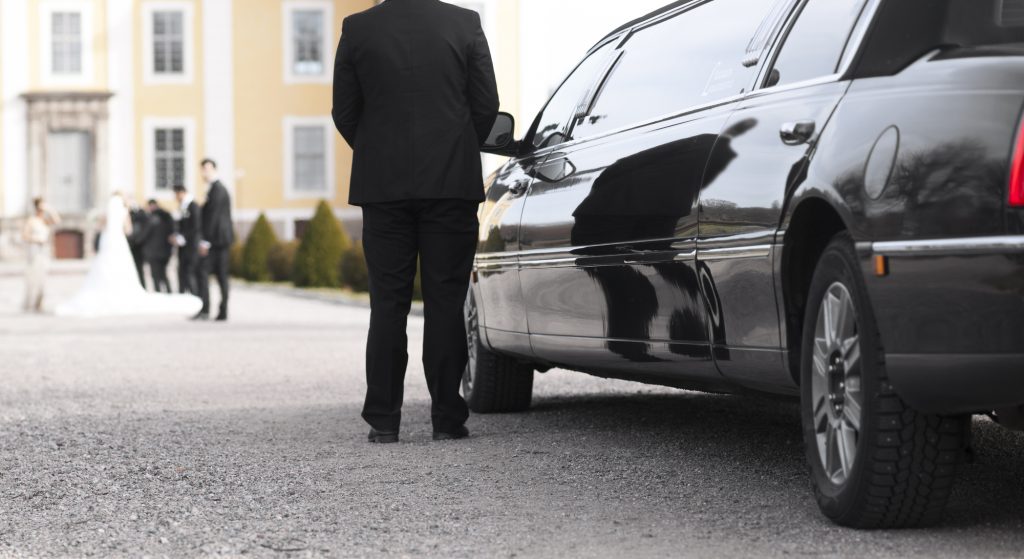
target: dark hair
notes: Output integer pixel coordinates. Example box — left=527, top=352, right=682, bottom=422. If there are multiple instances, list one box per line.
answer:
left=172, top=185, right=188, bottom=193
left=200, top=158, right=217, bottom=169
left=33, top=197, right=44, bottom=211
left=147, top=199, right=158, bottom=206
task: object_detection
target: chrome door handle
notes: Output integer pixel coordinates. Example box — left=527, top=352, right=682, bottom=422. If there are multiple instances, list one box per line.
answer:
left=780, top=120, right=816, bottom=146
left=508, top=180, right=530, bottom=196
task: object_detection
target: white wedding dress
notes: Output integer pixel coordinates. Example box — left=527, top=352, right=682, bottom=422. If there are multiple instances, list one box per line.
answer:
left=56, top=196, right=202, bottom=318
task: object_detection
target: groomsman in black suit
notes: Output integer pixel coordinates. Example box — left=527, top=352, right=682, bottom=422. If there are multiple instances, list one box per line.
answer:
left=196, top=158, right=234, bottom=322
left=333, top=0, right=499, bottom=443
left=173, top=185, right=201, bottom=296
left=141, top=199, right=175, bottom=293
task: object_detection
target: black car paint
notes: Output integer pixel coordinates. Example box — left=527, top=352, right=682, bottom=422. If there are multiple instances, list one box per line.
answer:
left=473, top=1, right=1024, bottom=414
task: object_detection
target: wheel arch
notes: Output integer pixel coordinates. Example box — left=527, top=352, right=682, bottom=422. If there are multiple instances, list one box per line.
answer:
left=780, top=195, right=852, bottom=385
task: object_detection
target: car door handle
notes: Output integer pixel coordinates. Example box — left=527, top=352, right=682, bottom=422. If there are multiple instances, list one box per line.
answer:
left=508, top=180, right=530, bottom=197
left=780, top=120, right=816, bottom=146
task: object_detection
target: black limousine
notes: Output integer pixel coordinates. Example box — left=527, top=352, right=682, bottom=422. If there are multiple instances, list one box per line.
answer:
left=468, top=0, right=1024, bottom=529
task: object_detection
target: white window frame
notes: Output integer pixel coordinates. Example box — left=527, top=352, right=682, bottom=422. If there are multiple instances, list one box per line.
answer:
left=142, top=1, right=194, bottom=85
left=283, top=116, right=335, bottom=200
left=283, top=0, right=334, bottom=84
left=39, top=1, right=94, bottom=87
left=143, top=117, right=196, bottom=200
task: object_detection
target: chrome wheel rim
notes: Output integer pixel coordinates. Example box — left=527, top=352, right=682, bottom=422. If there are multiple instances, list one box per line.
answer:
left=811, top=282, right=864, bottom=486
left=464, top=292, right=479, bottom=394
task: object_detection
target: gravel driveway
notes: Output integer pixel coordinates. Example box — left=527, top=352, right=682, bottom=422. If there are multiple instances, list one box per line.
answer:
left=1, top=274, right=1022, bottom=558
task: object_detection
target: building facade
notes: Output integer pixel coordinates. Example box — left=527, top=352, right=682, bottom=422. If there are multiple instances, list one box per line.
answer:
left=0, top=0, right=660, bottom=260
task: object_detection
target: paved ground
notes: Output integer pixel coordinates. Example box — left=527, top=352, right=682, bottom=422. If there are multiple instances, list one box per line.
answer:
left=1, top=272, right=1023, bottom=558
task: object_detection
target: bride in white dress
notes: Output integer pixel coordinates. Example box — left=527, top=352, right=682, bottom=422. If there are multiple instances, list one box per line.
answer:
left=56, top=194, right=203, bottom=318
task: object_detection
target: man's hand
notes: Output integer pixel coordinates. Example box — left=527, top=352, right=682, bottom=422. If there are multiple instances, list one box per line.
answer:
left=198, top=240, right=212, bottom=257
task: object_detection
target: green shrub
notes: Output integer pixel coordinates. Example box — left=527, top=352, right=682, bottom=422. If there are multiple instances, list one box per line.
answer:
left=268, top=240, right=299, bottom=283
left=294, top=201, right=345, bottom=288
left=229, top=241, right=245, bottom=278
left=241, top=214, right=278, bottom=282
left=341, top=242, right=369, bottom=292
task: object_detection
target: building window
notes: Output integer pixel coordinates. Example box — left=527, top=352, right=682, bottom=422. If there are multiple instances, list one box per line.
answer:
left=283, top=1, right=333, bottom=83
left=152, top=11, right=184, bottom=74
left=51, top=12, right=82, bottom=74
left=144, top=118, right=195, bottom=198
left=154, top=128, right=185, bottom=191
left=293, top=10, right=324, bottom=75
left=40, top=1, right=94, bottom=85
left=143, top=2, right=193, bottom=84
left=284, top=117, right=335, bottom=199
left=294, top=126, right=326, bottom=192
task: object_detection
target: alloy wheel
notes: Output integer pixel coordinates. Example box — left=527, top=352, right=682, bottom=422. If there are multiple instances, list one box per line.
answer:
left=811, top=282, right=864, bottom=485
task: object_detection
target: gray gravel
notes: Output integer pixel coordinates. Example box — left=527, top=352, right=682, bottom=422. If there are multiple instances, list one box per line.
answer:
left=1, top=273, right=1022, bottom=558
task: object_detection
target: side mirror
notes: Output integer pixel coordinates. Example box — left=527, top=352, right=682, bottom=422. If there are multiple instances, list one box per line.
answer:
left=482, top=112, right=519, bottom=156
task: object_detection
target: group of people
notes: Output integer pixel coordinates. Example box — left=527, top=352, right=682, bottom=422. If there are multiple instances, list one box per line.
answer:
left=24, top=159, right=235, bottom=321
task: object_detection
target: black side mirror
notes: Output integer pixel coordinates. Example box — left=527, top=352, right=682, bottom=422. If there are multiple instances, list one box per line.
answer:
left=482, top=112, right=519, bottom=156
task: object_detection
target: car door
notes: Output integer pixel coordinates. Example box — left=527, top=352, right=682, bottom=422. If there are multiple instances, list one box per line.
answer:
left=697, top=0, right=873, bottom=390
left=474, top=40, right=621, bottom=357
left=519, top=0, right=786, bottom=382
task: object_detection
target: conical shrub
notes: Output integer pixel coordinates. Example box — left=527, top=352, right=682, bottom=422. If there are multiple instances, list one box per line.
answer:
left=341, top=241, right=369, bottom=292
left=242, top=214, right=278, bottom=282
left=294, top=201, right=345, bottom=288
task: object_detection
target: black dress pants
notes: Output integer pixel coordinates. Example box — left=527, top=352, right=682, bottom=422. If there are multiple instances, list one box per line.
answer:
left=198, top=246, right=231, bottom=316
left=149, top=257, right=172, bottom=293
left=361, top=199, right=478, bottom=433
left=178, top=253, right=198, bottom=295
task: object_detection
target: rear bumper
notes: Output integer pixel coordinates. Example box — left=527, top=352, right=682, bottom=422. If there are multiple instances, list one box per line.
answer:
left=860, top=235, right=1024, bottom=414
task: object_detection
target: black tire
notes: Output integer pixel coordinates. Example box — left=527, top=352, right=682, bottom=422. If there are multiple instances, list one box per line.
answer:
left=463, top=289, right=533, bottom=413
left=799, top=233, right=970, bottom=529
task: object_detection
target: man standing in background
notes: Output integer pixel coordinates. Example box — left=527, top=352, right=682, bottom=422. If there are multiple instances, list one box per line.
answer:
left=142, top=199, right=175, bottom=293
left=173, top=185, right=201, bottom=297
left=196, top=159, right=235, bottom=322
left=332, top=0, right=500, bottom=444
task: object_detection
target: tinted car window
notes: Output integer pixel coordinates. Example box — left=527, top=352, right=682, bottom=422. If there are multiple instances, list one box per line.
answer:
left=573, top=0, right=781, bottom=140
left=768, top=0, right=867, bottom=88
left=529, top=42, right=616, bottom=149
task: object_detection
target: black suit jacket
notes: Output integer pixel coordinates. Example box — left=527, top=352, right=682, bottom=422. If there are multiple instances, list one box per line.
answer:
left=141, top=209, right=175, bottom=262
left=201, top=181, right=235, bottom=249
left=178, top=201, right=202, bottom=261
left=332, top=0, right=500, bottom=205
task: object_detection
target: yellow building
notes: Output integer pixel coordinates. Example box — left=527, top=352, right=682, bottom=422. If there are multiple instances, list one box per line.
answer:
left=0, top=0, right=525, bottom=259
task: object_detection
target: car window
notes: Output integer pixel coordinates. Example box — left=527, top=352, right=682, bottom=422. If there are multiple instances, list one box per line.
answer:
left=767, top=0, right=867, bottom=88
left=572, top=0, right=782, bottom=141
left=528, top=41, right=616, bottom=149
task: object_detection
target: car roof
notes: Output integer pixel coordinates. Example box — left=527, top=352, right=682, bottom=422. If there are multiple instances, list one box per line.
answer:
left=596, top=0, right=692, bottom=47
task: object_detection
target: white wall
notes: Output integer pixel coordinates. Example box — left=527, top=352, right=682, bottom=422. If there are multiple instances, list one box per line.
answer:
left=517, top=0, right=668, bottom=125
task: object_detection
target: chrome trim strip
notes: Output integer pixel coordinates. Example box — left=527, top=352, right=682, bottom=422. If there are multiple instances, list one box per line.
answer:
left=699, top=244, right=773, bottom=261
left=872, top=236, right=1024, bottom=257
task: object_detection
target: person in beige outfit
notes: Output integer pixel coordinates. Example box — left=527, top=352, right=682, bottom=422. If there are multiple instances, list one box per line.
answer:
left=22, top=198, right=61, bottom=313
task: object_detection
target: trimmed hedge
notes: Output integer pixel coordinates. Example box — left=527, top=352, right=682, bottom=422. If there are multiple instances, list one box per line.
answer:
left=293, top=201, right=346, bottom=288
left=268, top=240, right=299, bottom=283
left=229, top=241, right=244, bottom=278
left=341, top=242, right=369, bottom=293
left=241, top=214, right=278, bottom=282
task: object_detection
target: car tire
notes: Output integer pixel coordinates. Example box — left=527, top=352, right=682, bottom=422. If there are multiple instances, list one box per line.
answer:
left=800, top=233, right=970, bottom=529
left=463, top=289, right=534, bottom=413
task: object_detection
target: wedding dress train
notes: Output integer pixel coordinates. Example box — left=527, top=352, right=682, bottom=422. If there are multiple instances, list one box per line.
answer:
left=55, top=196, right=203, bottom=318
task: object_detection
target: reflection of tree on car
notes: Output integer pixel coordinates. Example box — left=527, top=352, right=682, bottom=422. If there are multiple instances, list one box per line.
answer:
left=568, top=119, right=757, bottom=361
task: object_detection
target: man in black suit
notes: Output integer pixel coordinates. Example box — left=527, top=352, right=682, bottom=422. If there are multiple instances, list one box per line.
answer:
left=195, top=158, right=234, bottom=322
left=173, top=185, right=201, bottom=296
left=333, top=0, right=499, bottom=443
left=141, top=199, right=175, bottom=293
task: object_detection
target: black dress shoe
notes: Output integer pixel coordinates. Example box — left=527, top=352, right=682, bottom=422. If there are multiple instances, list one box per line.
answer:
left=367, top=429, right=399, bottom=444
left=432, top=425, right=469, bottom=441
left=191, top=312, right=210, bottom=321
left=215, top=313, right=228, bottom=322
